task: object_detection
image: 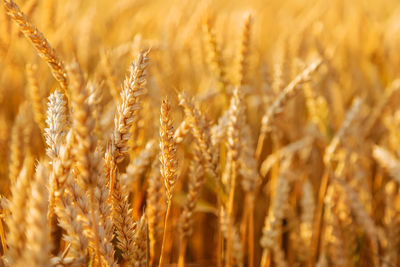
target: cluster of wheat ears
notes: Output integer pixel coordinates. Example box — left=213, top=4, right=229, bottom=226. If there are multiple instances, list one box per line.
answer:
left=1, top=0, right=400, bottom=266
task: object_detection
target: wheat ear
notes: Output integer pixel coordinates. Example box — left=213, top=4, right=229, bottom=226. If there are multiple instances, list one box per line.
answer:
left=178, top=145, right=206, bottom=267
left=226, top=87, right=243, bottom=267
left=106, top=50, right=149, bottom=195
left=3, top=0, right=69, bottom=99
left=159, top=98, right=178, bottom=267
left=237, top=12, right=252, bottom=87
left=147, top=159, right=164, bottom=266
left=6, top=160, right=31, bottom=263
left=111, top=168, right=136, bottom=263
left=22, top=164, right=51, bottom=266
left=26, top=63, right=45, bottom=132
left=256, top=59, right=322, bottom=160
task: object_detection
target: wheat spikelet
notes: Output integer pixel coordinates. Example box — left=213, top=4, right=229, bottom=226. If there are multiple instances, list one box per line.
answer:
left=211, top=108, right=229, bottom=146
left=112, top=170, right=136, bottom=262
left=323, top=184, right=349, bottom=267
left=69, top=61, right=98, bottom=188
left=159, top=97, right=178, bottom=266
left=220, top=208, right=244, bottom=267
left=112, top=50, right=149, bottom=164
left=373, top=146, right=400, bottom=183
left=334, top=177, right=379, bottom=266
left=203, top=17, right=227, bottom=99
left=382, top=181, right=400, bottom=267
left=8, top=102, right=32, bottom=185
left=300, top=179, right=315, bottom=257
left=26, top=63, right=45, bottom=132
left=93, top=154, right=116, bottom=267
left=260, top=170, right=291, bottom=267
left=160, top=98, right=178, bottom=200
left=131, top=214, right=148, bottom=267
left=226, top=86, right=244, bottom=266
left=174, top=120, right=190, bottom=144
left=146, top=159, right=164, bottom=266
left=324, top=98, right=363, bottom=164
left=3, top=0, right=69, bottom=98
left=179, top=146, right=205, bottom=240
left=239, top=123, right=259, bottom=193
left=6, top=159, right=32, bottom=263
left=22, top=163, right=51, bottom=266
left=178, top=92, right=219, bottom=180
left=45, top=90, right=68, bottom=161
left=68, top=62, right=111, bottom=265
left=178, top=145, right=206, bottom=266
left=236, top=12, right=252, bottom=87
left=256, top=59, right=322, bottom=159
left=55, top=192, right=89, bottom=262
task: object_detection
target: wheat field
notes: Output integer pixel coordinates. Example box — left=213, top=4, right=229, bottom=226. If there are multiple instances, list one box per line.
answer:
left=0, top=0, right=400, bottom=266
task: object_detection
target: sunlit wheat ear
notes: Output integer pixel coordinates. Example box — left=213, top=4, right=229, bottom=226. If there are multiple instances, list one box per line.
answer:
left=203, top=17, right=227, bottom=99
left=323, top=184, right=350, bottom=267
left=45, top=90, right=68, bottom=161
left=239, top=123, right=259, bottom=193
left=324, top=97, right=363, bottom=164
left=111, top=168, right=136, bottom=263
left=54, top=192, right=89, bottom=263
left=45, top=89, right=69, bottom=252
left=300, top=179, right=315, bottom=254
left=159, top=98, right=178, bottom=267
left=237, top=12, right=252, bottom=87
left=220, top=208, right=244, bottom=267
left=178, top=91, right=219, bottom=180
left=256, top=58, right=322, bottom=160
left=178, top=145, right=205, bottom=266
left=68, top=61, right=97, bottom=188
left=373, top=146, right=400, bottom=183
left=22, top=163, right=51, bottom=266
left=6, top=159, right=32, bottom=264
left=131, top=214, right=148, bottom=266
left=226, top=86, right=244, bottom=266
left=68, top=61, right=110, bottom=265
left=3, top=0, right=70, bottom=99
left=112, top=50, right=149, bottom=164
left=9, top=102, right=32, bottom=185
left=260, top=170, right=291, bottom=267
left=382, top=181, right=399, bottom=266
left=146, top=159, right=164, bottom=266
left=180, top=146, right=205, bottom=239
left=160, top=98, right=178, bottom=201
left=26, top=63, right=45, bottom=132
left=174, top=120, right=190, bottom=144
left=333, top=177, right=379, bottom=266
left=105, top=50, right=149, bottom=194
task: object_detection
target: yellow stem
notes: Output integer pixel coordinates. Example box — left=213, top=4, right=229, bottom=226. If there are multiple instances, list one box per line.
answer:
left=178, top=237, right=187, bottom=267
left=159, top=200, right=172, bottom=267
left=226, top=162, right=237, bottom=267
left=247, top=194, right=255, bottom=267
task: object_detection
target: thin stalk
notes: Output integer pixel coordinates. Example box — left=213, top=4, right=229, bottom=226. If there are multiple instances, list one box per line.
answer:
left=247, top=194, right=255, bottom=267
left=178, top=237, right=188, bottom=267
left=310, top=170, right=329, bottom=266
left=89, top=188, right=102, bottom=267
left=0, top=217, right=6, bottom=254
left=255, top=133, right=266, bottom=163
left=226, top=162, right=238, bottom=267
left=217, top=194, right=222, bottom=267
left=159, top=200, right=172, bottom=267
